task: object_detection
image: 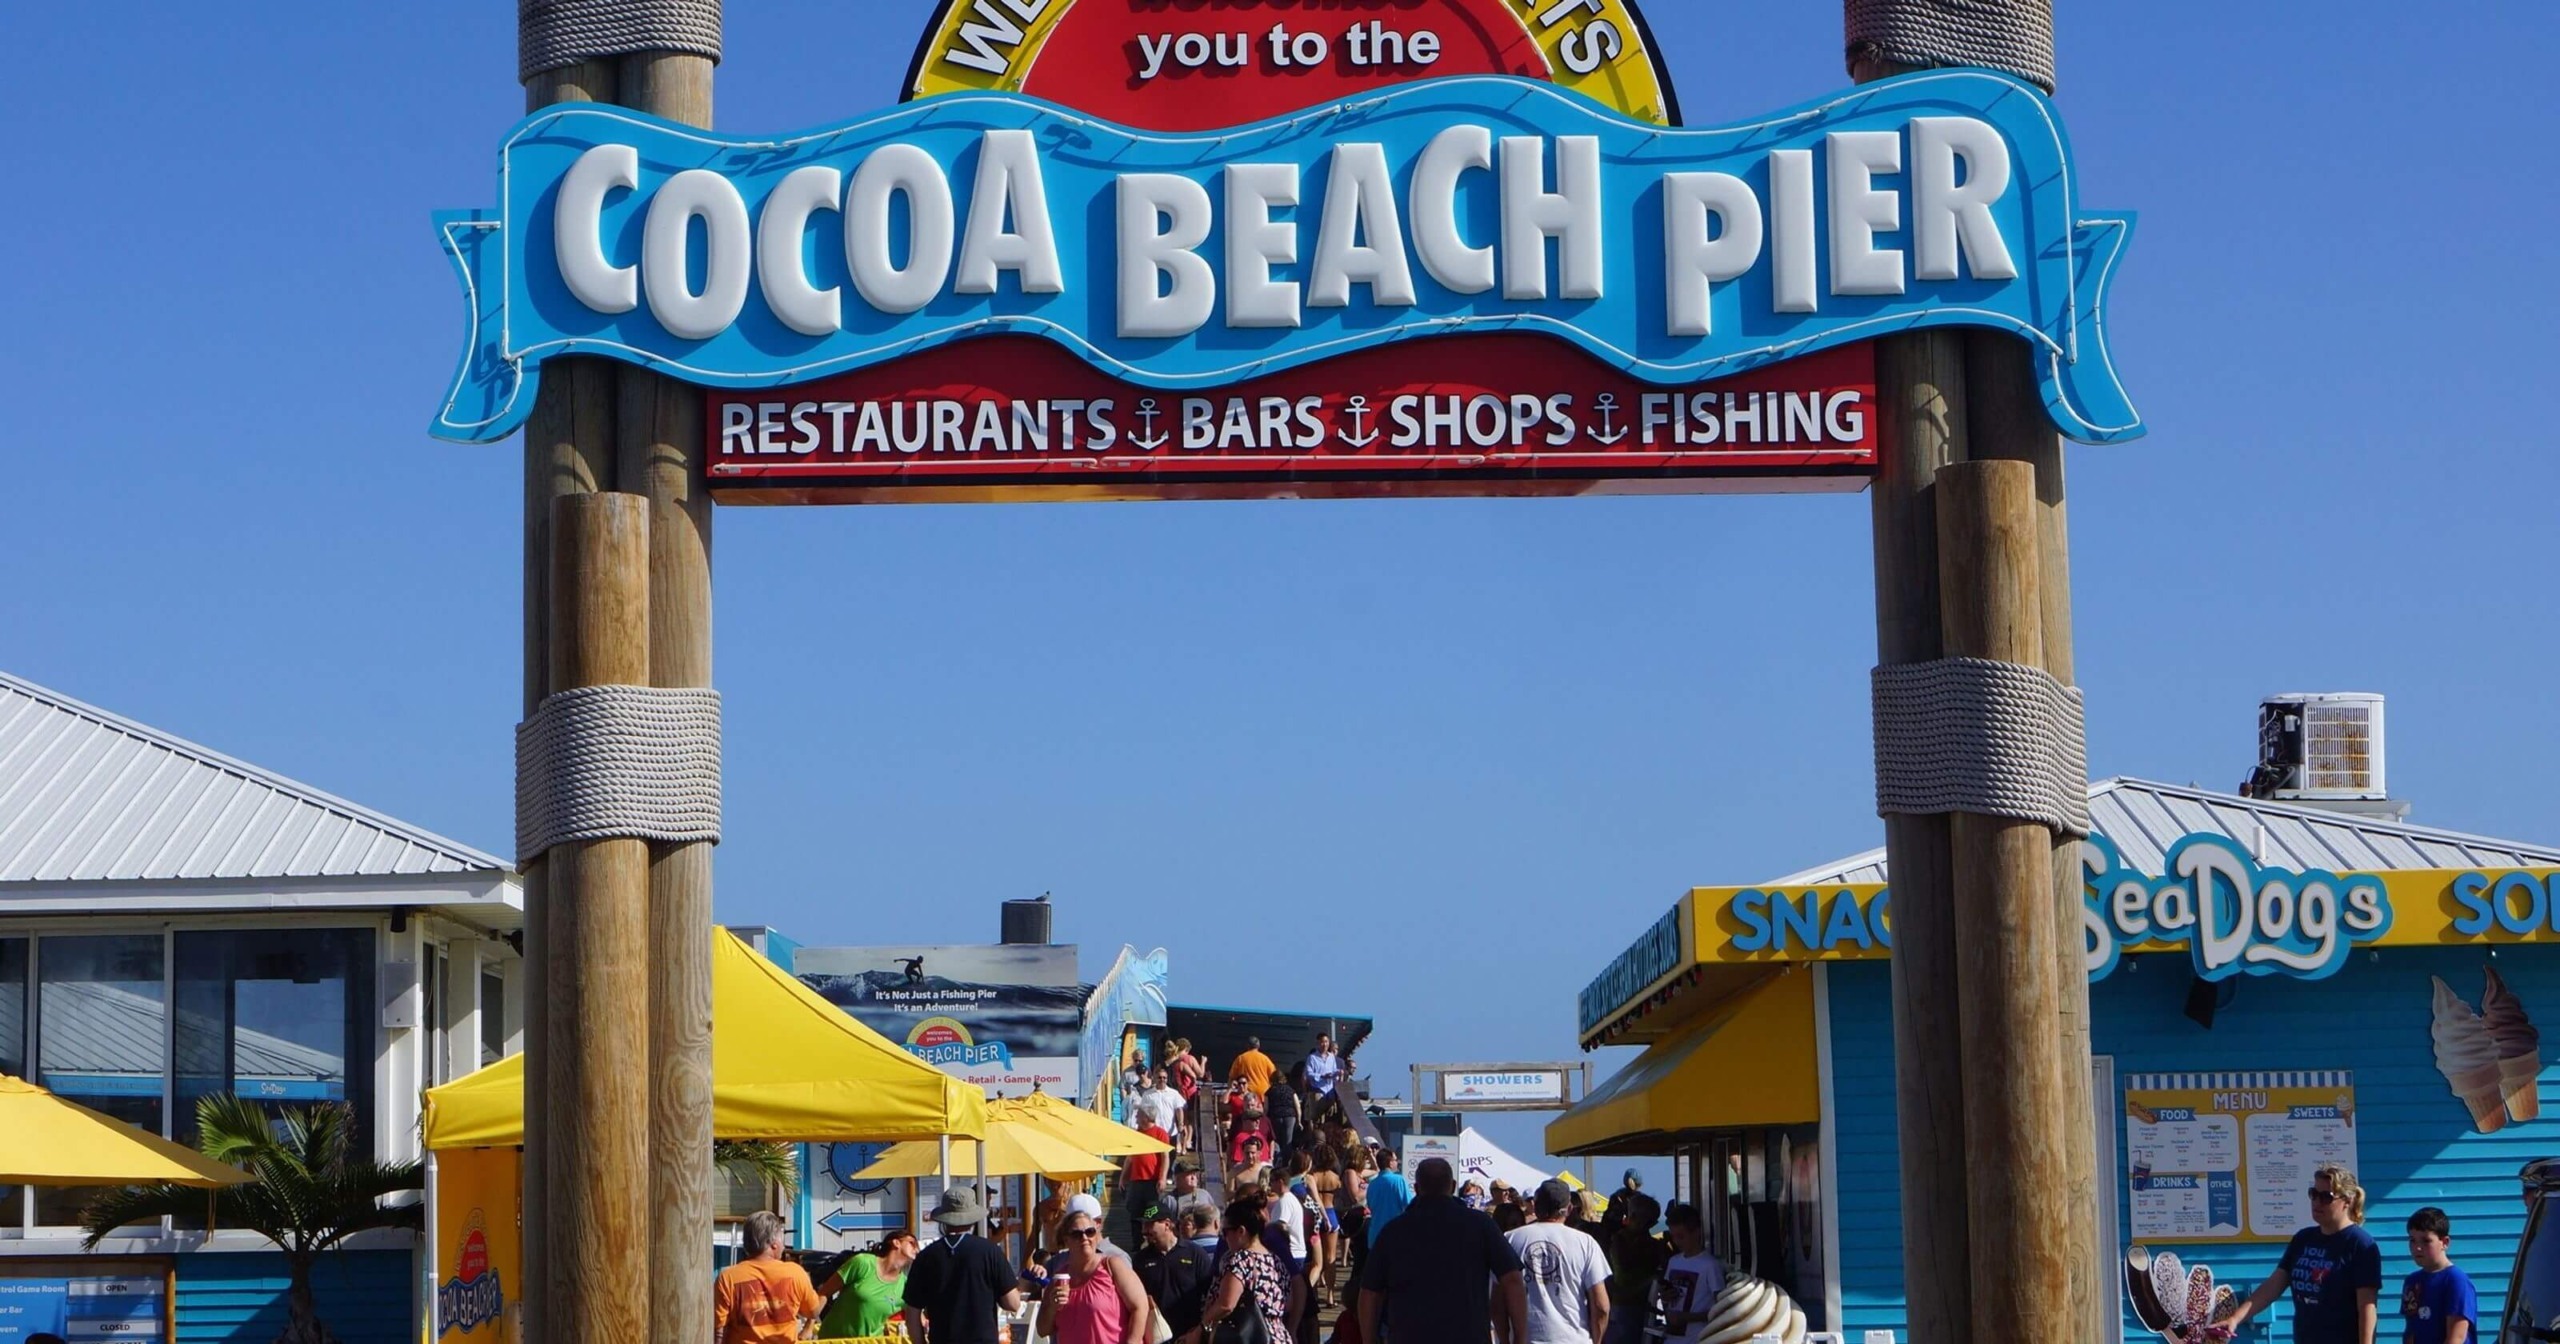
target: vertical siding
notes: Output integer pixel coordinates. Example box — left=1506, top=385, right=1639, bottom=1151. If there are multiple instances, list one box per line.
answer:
left=1830, top=960, right=1911, bottom=1341
left=177, top=1249, right=412, bottom=1344
left=1828, top=949, right=2560, bottom=1342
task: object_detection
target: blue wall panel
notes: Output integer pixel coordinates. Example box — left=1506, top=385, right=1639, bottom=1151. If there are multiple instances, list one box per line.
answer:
left=1830, top=948, right=2559, bottom=1341
left=176, top=1248, right=411, bottom=1344
left=1829, top=960, right=1911, bottom=1341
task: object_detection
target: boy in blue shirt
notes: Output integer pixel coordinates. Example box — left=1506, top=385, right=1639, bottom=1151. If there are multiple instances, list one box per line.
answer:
left=2402, top=1206, right=2478, bottom=1344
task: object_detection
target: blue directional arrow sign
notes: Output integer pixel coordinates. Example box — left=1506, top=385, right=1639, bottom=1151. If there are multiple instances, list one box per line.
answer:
left=819, top=1207, right=893, bottom=1237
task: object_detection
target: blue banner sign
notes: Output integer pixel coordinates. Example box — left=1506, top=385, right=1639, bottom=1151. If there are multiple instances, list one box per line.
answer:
left=1579, top=900, right=1688, bottom=1034
left=434, top=71, right=2139, bottom=446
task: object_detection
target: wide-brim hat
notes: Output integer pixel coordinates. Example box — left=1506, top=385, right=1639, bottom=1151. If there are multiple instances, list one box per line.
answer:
left=931, top=1186, right=985, bottom=1227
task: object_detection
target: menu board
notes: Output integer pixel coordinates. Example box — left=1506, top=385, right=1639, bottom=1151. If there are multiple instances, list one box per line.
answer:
left=2123, top=1071, right=2356, bottom=1244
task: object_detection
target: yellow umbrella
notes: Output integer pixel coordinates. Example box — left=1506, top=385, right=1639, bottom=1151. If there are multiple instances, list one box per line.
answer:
left=991, top=1094, right=1171, bottom=1158
left=854, top=1118, right=1117, bottom=1180
left=0, top=1075, right=248, bottom=1187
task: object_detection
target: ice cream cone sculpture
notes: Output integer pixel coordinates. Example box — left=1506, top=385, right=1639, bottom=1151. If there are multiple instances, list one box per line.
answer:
left=2126, top=1246, right=2242, bottom=1342
left=2434, top=976, right=2509, bottom=1133
left=2483, top=966, right=2543, bottom=1123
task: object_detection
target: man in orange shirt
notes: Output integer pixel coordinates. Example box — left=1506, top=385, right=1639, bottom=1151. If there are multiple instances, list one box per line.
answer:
left=714, top=1210, right=823, bottom=1344
left=1228, top=1036, right=1277, bottom=1101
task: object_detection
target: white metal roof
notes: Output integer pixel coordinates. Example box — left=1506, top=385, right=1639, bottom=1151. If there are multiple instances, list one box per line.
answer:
left=0, top=671, right=506, bottom=884
left=1769, top=777, right=2560, bottom=887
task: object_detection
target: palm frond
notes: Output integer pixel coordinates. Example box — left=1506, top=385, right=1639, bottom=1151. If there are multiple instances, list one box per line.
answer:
left=80, top=1184, right=210, bottom=1249
left=714, top=1140, right=800, bottom=1196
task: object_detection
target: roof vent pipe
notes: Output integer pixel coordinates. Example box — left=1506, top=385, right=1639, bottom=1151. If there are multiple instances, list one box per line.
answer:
left=1001, top=894, right=1052, bottom=946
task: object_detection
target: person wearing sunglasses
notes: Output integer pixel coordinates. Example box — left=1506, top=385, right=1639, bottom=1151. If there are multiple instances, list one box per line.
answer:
left=2226, top=1164, right=2383, bottom=1344
left=1038, top=1211, right=1152, bottom=1344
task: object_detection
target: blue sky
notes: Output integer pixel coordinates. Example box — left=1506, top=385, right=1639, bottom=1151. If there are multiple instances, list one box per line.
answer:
left=4, top=1, right=2555, bottom=1166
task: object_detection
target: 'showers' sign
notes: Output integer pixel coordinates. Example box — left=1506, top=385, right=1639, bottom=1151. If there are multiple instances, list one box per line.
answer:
left=432, top=3, right=2142, bottom=500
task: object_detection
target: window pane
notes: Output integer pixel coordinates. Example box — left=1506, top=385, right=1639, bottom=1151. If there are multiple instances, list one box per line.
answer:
left=35, top=935, right=167, bottom=1228
left=173, top=929, right=375, bottom=1152
left=479, top=971, right=505, bottom=1069
left=0, top=940, right=27, bottom=1076
left=0, top=940, right=25, bottom=1226
left=425, top=952, right=447, bottom=1088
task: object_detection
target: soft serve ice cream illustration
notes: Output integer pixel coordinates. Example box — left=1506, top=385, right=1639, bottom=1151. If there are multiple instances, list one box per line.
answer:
left=2482, top=966, right=2543, bottom=1122
left=2433, top=976, right=2509, bottom=1133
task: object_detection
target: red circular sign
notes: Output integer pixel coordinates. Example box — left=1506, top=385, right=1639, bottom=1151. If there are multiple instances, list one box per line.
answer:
left=459, top=1227, right=490, bottom=1283
left=1019, top=0, right=1551, bottom=131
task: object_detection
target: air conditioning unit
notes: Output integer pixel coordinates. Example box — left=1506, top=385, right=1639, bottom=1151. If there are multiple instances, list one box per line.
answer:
left=2256, top=693, right=2386, bottom=801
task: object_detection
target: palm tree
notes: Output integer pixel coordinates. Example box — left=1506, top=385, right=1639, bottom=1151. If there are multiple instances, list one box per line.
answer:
left=82, top=1094, right=422, bottom=1344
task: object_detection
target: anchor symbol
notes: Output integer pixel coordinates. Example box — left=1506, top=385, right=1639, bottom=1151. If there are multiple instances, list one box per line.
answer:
left=1130, top=398, right=1168, bottom=452
left=1588, top=393, right=1629, bottom=446
left=1337, top=395, right=1379, bottom=449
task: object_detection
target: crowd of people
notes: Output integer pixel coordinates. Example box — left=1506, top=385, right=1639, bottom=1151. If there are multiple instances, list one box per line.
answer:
left=712, top=1033, right=1779, bottom=1344
left=713, top=1053, right=2481, bottom=1344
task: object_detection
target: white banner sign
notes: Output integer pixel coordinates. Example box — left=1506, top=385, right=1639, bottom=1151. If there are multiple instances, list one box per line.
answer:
left=1435, top=1069, right=1572, bottom=1105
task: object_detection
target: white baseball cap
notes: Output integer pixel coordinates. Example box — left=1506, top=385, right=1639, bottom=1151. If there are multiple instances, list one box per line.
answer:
left=1065, top=1193, right=1104, bottom=1220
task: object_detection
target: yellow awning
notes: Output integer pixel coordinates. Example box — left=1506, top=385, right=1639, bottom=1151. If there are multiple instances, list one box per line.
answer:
left=991, top=1093, right=1170, bottom=1158
left=423, top=930, right=988, bottom=1149
left=1547, top=968, right=1820, bottom=1157
left=852, top=1119, right=1118, bottom=1180
left=0, top=1075, right=250, bottom=1187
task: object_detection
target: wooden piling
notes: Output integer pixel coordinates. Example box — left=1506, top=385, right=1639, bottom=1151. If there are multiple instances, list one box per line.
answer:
left=1865, top=329, right=1975, bottom=1344
left=542, top=494, right=654, bottom=1344
left=613, top=47, right=718, bottom=1338
left=1934, top=460, right=2074, bottom=1344
left=517, top=62, right=619, bottom=1344
left=1968, top=329, right=2103, bottom=1341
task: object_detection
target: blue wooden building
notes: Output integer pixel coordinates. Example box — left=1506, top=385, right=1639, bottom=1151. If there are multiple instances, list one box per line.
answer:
left=1556, top=772, right=2560, bottom=1343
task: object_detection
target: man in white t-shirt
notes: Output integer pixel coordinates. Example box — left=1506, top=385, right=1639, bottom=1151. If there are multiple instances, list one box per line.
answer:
left=1506, top=1179, right=1611, bottom=1344
left=1652, top=1202, right=1726, bottom=1344
left=1137, top=1069, right=1185, bottom=1133
left=1268, top=1171, right=1310, bottom=1270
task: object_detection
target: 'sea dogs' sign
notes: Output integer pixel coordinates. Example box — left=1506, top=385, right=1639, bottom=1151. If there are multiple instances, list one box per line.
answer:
left=432, top=3, right=2139, bottom=498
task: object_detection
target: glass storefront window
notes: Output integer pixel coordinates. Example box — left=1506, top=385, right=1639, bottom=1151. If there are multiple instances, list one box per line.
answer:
left=35, top=934, right=167, bottom=1229
left=0, top=939, right=26, bottom=1226
left=0, top=940, right=26, bottom=1075
left=173, top=929, right=375, bottom=1152
left=479, top=970, right=505, bottom=1069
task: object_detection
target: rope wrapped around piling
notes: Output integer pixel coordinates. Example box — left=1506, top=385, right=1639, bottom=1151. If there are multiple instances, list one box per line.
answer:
left=1873, top=657, right=2089, bottom=836
left=516, top=684, right=723, bottom=863
left=520, top=0, right=723, bottom=82
left=1844, top=0, right=2055, bottom=93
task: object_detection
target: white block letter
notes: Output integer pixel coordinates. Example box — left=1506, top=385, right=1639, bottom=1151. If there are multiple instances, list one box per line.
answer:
left=1225, top=163, right=1301, bottom=329
left=1411, top=126, right=1495, bottom=295
left=1909, top=117, right=2017, bottom=282
left=556, top=143, right=639, bottom=315
left=1768, top=149, right=1818, bottom=314
left=1826, top=131, right=1904, bottom=297
left=1500, top=135, right=1603, bottom=301
left=846, top=144, right=955, bottom=314
left=1118, top=174, right=1215, bottom=339
left=643, top=168, right=752, bottom=341
left=957, top=129, right=1065, bottom=296
left=1309, top=143, right=1417, bottom=309
left=757, top=165, right=842, bottom=336
left=1662, top=172, right=1763, bottom=337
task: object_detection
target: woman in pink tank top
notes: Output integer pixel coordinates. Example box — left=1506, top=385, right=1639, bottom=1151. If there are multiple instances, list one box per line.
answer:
left=1037, top=1210, right=1150, bottom=1344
